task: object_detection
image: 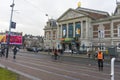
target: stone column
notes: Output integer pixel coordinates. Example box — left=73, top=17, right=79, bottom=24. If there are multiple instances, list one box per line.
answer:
left=81, top=21, right=83, bottom=39
left=73, top=22, right=75, bottom=37
left=111, top=20, right=114, bottom=45
left=66, top=23, right=68, bottom=38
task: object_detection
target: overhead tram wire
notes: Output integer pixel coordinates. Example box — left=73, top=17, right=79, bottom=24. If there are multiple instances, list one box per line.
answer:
left=23, top=0, right=47, bottom=16
left=18, top=0, right=49, bottom=24
left=13, top=0, right=47, bottom=26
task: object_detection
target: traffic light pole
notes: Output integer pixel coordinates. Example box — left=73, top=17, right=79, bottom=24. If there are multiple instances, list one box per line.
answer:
left=6, top=0, right=15, bottom=58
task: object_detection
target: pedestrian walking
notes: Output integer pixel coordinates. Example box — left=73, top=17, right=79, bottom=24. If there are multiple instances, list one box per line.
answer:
left=87, top=51, right=91, bottom=58
left=60, top=49, right=63, bottom=55
left=71, top=49, right=73, bottom=55
left=96, top=50, right=104, bottom=71
left=13, top=46, right=18, bottom=59
left=48, top=48, right=50, bottom=55
left=53, top=49, right=58, bottom=60
left=1, top=46, right=5, bottom=57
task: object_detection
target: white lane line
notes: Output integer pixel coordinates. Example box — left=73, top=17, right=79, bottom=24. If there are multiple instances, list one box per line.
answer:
left=0, top=64, right=41, bottom=80
left=9, top=54, right=111, bottom=80
left=17, top=60, right=110, bottom=80
left=16, top=55, right=109, bottom=74
left=6, top=60, right=80, bottom=80
left=10, top=54, right=112, bottom=77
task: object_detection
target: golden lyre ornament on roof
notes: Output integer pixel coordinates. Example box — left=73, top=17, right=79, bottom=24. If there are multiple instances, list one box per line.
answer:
left=78, top=2, right=81, bottom=7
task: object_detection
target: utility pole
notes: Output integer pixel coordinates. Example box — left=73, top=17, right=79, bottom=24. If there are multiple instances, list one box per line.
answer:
left=6, top=0, right=15, bottom=58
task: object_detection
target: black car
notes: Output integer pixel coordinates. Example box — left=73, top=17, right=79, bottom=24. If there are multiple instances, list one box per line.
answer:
left=26, top=47, right=41, bottom=52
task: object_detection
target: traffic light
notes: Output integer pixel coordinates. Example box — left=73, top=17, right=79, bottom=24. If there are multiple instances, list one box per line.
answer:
left=11, top=21, right=16, bottom=29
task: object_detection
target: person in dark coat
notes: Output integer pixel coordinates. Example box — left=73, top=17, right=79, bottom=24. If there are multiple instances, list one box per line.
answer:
left=13, top=46, right=18, bottom=59
left=53, top=49, right=58, bottom=60
left=1, top=46, right=5, bottom=57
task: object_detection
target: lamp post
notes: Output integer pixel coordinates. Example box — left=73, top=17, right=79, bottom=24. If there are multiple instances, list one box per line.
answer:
left=98, top=30, right=101, bottom=51
left=6, top=0, right=15, bottom=58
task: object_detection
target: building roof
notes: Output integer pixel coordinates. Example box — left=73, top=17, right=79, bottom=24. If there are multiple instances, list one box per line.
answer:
left=57, top=7, right=110, bottom=22
left=49, top=19, right=57, bottom=27
left=114, top=2, right=120, bottom=15
left=57, top=8, right=89, bottom=22
left=76, top=7, right=109, bottom=20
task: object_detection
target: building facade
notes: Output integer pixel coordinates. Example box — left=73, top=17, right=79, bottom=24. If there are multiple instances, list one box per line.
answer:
left=23, top=35, right=44, bottom=49
left=44, top=2, right=120, bottom=52
left=44, top=19, right=57, bottom=50
left=92, top=2, right=120, bottom=51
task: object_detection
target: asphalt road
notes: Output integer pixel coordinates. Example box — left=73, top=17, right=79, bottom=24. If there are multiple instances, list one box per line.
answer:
left=0, top=50, right=120, bottom=80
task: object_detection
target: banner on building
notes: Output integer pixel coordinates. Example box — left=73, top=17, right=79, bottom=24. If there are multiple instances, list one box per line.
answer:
left=62, top=24, right=67, bottom=38
left=0, top=34, right=22, bottom=45
left=0, top=35, right=6, bottom=43
left=64, top=38, right=73, bottom=42
left=75, top=22, right=81, bottom=37
left=6, top=35, right=22, bottom=45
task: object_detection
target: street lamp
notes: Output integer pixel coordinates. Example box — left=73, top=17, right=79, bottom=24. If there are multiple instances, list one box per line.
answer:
left=6, top=0, right=15, bottom=58
left=98, top=30, right=101, bottom=51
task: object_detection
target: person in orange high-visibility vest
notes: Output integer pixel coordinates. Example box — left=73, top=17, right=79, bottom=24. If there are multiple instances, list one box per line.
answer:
left=97, top=51, right=104, bottom=71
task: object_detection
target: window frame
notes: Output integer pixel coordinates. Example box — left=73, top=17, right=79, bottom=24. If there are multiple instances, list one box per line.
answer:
left=117, top=24, right=120, bottom=37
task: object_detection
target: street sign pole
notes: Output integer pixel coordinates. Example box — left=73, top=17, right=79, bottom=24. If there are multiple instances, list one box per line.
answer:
left=6, top=0, right=15, bottom=58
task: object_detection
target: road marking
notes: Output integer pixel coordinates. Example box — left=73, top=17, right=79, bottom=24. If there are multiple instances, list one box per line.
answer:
left=16, top=55, right=109, bottom=74
left=9, top=53, right=119, bottom=80
left=17, top=60, right=110, bottom=80
left=6, top=60, right=80, bottom=80
left=5, top=55, right=110, bottom=80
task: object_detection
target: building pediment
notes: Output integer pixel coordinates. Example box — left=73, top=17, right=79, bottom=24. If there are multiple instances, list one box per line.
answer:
left=57, top=8, right=88, bottom=22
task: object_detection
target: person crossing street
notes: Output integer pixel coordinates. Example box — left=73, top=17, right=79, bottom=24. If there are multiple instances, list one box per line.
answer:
left=13, top=46, right=18, bottom=59
left=97, top=50, right=104, bottom=71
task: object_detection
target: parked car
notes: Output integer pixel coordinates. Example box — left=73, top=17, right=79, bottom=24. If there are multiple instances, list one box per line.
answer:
left=26, top=47, right=42, bottom=52
left=37, top=47, right=43, bottom=51
left=44, top=48, right=49, bottom=52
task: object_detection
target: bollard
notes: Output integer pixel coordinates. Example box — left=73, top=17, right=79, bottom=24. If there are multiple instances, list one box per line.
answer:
left=111, top=58, right=116, bottom=80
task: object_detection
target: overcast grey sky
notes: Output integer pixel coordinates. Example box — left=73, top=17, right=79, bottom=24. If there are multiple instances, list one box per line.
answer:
left=0, top=0, right=118, bottom=36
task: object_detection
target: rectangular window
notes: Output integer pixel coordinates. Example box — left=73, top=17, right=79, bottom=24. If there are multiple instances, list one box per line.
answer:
left=68, top=23, right=73, bottom=38
left=59, top=25, right=61, bottom=38
left=98, top=30, right=104, bottom=38
left=118, top=27, right=120, bottom=37
left=98, top=43, right=105, bottom=51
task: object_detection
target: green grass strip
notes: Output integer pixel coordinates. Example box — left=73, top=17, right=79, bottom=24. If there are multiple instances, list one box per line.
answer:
left=0, top=67, right=18, bottom=80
